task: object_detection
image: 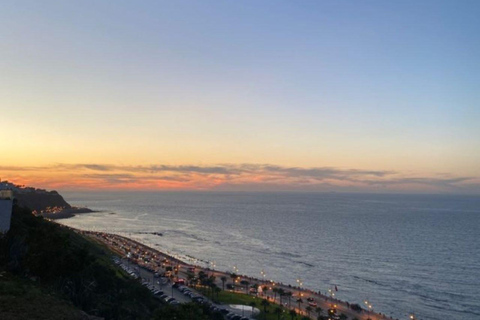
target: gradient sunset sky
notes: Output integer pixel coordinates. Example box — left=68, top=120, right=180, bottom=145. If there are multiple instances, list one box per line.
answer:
left=1, top=1, right=479, bottom=193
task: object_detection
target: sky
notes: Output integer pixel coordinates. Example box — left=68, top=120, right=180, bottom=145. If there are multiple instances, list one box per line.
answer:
left=1, top=0, right=479, bottom=193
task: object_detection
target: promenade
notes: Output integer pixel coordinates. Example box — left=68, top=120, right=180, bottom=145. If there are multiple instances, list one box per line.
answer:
left=82, top=230, right=398, bottom=320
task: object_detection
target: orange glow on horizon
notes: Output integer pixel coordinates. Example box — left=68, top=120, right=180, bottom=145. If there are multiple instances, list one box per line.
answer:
left=1, top=162, right=477, bottom=193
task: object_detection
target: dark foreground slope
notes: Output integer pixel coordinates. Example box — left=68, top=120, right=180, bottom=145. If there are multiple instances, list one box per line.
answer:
left=0, top=205, right=221, bottom=320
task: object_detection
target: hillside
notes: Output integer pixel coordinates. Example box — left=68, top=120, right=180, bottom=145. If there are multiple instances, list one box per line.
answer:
left=14, top=190, right=71, bottom=212
left=0, top=205, right=219, bottom=320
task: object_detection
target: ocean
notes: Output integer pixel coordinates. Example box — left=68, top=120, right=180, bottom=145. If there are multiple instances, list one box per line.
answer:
left=58, top=191, right=480, bottom=320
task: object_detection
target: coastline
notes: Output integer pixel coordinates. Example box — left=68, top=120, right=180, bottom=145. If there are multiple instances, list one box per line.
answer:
left=73, top=227, right=395, bottom=320
left=40, top=207, right=96, bottom=220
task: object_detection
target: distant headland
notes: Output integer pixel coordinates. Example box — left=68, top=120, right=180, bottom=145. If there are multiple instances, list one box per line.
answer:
left=0, top=180, right=93, bottom=219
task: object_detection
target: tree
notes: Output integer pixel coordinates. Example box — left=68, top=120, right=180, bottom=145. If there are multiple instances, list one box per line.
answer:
left=186, top=272, right=195, bottom=286
left=230, top=273, right=238, bottom=290
left=208, top=276, right=217, bottom=298
left=261, top=299, right=270, bottom=320
left=273, top=287, right=279, bottom=302
left=339, top=314, right=348, bottom=320
left=243, top=280, right=250, bottom=294
left=253, top=283, right=260, bottom=295
left=296, top=298, right=303, bottom=312
left=263, top=286, right=269, bottom=297
left=278, top=288, right=285, bottom=305
left=315, top=307, right=323, bottom=316
left=289, top=309, right=297, bottom=320
left=220, top=276, right=227, bottom=291
left=274, top=307, right=282, bottom=320
left=249, top=301, right=257, bottom=315
left=306, top=306, right=313, bottom=317
left=285, top=291, right=293, bottom=308
left=214, top=286, right=221, bottom=300
left=350, top=304, right=362, bottom=312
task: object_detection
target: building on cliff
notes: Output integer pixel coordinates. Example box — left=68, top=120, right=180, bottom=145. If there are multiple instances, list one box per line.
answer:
left=0, top=190, right=13, bottom=234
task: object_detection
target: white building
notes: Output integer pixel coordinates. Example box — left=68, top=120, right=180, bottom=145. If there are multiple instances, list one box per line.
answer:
left=0, top=183, right=13, bottom=233
left=0, top=198, right=13, bottom=233
left=0, top=190, right=13, bottom=199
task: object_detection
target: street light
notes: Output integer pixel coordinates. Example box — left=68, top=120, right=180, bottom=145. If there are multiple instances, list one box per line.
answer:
left=296, top=278, right=303, bottom=288
left=260, top=269, right=266, bottom=282
left=364, top=300, right=373, bottom=312
left=328, top=288, right=336, bottom=298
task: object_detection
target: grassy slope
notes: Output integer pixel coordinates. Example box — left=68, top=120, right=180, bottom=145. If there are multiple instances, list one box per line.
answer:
left=0, top=271, right=89, bottom=320
left=0, top=205, right=159, bottom=320
left=0, top=205, right=224, bottom=320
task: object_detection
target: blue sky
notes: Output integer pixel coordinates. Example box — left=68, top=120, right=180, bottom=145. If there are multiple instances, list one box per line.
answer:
left=0, top=1, right=479, bottom=192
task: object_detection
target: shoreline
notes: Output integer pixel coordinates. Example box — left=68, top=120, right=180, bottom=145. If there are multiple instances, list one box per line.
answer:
left=40, top=207, right=96, bottom=220
left=72, top=227, right=397, bottom=320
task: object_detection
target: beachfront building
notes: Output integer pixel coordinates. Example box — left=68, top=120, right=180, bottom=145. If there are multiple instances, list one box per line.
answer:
left=0, top=190, right=14, bottom=233
left=0, top=190, right=14, bottom=199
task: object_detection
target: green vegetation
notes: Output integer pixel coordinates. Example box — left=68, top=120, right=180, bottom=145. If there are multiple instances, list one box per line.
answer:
left=211, top=290, right=295, bottom=320
left=0, top=271, right=88, bottom=320
left=0, top=205, right=221, bottom=320
left=1, top=205, right=158, bottom=319
left=152, top=303, right=223, bottom=320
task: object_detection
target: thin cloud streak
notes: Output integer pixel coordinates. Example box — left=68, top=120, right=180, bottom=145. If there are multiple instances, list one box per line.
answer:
left=0, top=163, right=477, bottom=193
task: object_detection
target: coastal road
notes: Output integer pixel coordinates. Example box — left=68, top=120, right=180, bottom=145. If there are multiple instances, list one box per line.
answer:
left=177, top=266, right=385, bottom=320
left=120, top=258, right=258, bottom=318
left=120, top=258, right=192, bottom=304
left=88, top=231, right=386, bottom=320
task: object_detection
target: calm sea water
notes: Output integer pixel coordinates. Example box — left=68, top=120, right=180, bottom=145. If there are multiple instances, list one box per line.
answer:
left=58, top=192, right=480, bottom=320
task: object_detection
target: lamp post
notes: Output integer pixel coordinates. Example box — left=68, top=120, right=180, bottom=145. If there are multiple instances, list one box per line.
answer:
left=260, top=269, right=266, bottom=282
left=296, top=278, right=303, bottom=314
left=364, top=299, right=373, bottom=313
left=328, top=287, right=336, bottom=299
left=296, top=278, right=303, bottom=297
left=209, top=261, right=216, bottom=276
left=296, top=278, right=303, bottom=288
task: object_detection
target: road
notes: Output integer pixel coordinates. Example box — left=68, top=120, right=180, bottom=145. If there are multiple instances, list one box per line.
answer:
left=118, top=258, right=258, bottom=319
left=86, top=231, right=393, bottom=320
